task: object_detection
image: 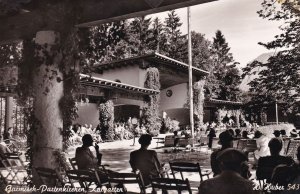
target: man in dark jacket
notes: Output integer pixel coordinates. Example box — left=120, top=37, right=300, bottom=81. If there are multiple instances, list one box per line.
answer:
left=75, top=134, right=102, bottom=170
left=129, top=134, right=161, bottom=185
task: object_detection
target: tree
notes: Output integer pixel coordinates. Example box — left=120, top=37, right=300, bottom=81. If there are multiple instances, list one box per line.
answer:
left=163, top=10, right=187, bottom=62
left=151, top=17, right=166, bottom=53
left=210, top=30, right=241, bottom=101
left=242, top=0, right=300, bottom=115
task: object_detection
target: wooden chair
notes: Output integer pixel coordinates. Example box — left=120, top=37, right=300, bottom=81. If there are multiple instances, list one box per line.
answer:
left=151, top=177, right=192, bottom=194
left=107, top=172, right=146, bottom=194
left=68, top=158, right=78, bottom=170
left=34, top=167, right=64, bottom=187
left=283, top=138, right=291, bottom=155
left=66, top=169, right=101, bottom=191
left=1, top=152, right=27, bottom=185
left=286, top=140, right=300, bottom=159
left=211, top=138, right=220, bottom=150
left=164, top=135, right=175, bottom=147
left=237, top=139, right=248, bottom=151
left=169, top=162, right=211, bottom=183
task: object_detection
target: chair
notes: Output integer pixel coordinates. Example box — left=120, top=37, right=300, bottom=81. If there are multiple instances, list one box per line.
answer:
left=164, top=135, right=175, bottom=147
left=107, top=172, right=146, bottom=194
left=237, top=139, right=248, bottom=151
left=68, top=158, right=78, bottom=170
left=283, top=138, right=291, bottom=155
left=286, top=140, right=300, bottom=159
left=151, top=177, right=192, bottom=194
left=66, top=169, right=101, bottom=191
left=211, top=138, right=220, bottom=150
left=34, top=167, right=64, bottom=186
left=0, top=153, right=27, bottom=185
left=169, top=162, right=211, bottom=183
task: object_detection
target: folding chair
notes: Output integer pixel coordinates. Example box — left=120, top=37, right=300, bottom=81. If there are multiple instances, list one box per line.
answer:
left=169, top=162, right=211, bottom=183
left=286, top=140, right=300, bottom=159
left=1, top=153, right=27, bottom=185
left=237, top=139, right=248, bottom=151
left=34, top=167, right=64, bottom=187
left=164, top=136, right=175, bottom=147
left=151, top=177, right=192, bottom=194
left=68, top=158, right=78, bottom=170
left=107, top=172, right=146, bottom=194
left=66, top=169, right=101, bottom=192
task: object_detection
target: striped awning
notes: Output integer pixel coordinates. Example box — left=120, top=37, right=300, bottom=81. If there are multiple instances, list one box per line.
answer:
left=79, top=74, right=160, bottom=95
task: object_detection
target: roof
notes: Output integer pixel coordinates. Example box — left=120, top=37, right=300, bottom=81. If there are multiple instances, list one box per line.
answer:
left=205, top=98, right=243, bottom=106
left=95, top=52, right=209, bottom=77
left=79, top=74, right=160, bottom=95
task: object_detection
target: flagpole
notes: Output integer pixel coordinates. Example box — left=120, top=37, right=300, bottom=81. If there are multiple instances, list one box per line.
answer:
left=187, top=7, right=194, bottom=140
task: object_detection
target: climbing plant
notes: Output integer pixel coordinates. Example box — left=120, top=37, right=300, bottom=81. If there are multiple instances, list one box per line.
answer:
left=193, top=80, right=206, bottom=126
left=99, top=100, right=115, bottom=141
left=141, top=67, right=161, bottom=132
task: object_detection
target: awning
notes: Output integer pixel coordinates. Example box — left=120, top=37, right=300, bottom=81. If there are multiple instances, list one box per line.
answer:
left=80, top=74, right=160, bottom=95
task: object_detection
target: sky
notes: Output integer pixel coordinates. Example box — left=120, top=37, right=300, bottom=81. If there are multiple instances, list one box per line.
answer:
left=150, top=0, right=284, bottom=67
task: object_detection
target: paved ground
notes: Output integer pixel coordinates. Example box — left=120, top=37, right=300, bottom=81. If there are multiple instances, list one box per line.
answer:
left=67, top=138, right=215, bottom=193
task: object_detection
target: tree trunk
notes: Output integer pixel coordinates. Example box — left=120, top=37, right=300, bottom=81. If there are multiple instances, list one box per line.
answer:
left=32, top=31, right=63, bottom=179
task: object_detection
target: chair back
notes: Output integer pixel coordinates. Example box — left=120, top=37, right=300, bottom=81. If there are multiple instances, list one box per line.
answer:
left=169, top=162, right=207, bottom=182
left=69, top=158, right=78, bottom=170
left=237, top=139, right=248, bottom=151
left=286, top=140, right=300, bottom=159
left=283, top=138, right=291, bottom=155
left=66, top=170, right=100, bottom=191
left=107, top=172, right=145, bottom=194
left=164, top=135, right=175, bottom=147
left=151, top=178, right=192, bottom=194
left=245, top=139, right=258, bottom=152
left=35, top=167, right=64, bottom=186
left=211, top=138, right=220, bottom=150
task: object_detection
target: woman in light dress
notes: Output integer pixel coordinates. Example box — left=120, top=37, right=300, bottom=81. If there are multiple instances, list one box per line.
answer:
left=254, top=130, right=270, bottom=164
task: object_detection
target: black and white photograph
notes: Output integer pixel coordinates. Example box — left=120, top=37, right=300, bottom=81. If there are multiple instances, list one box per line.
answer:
left=0, top=0, right=300, bottom=193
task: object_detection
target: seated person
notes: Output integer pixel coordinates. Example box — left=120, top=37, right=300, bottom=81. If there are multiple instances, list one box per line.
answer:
left=256, top=138, right=294, bottom=183
left=242, top=131, right=249, bottom=139
left=199, top=149, right=260, bottom=194
left=129, top=134, right=161, bottom=185
left=75, top=134, right=102, bottom=170
left=235, top=129, right=242, bottom=139
left=272, top=146, right=300, bottom=193
left=211, top=130, right=234, bottom=177
left=173, top=131, right=180, bottom=147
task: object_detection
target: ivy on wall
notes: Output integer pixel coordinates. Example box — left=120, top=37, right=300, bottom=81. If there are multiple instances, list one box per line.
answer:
left=193, top=80, right=206, bottom=127
left=99, top=100, right=114, bottom=141
left=141, top=67, right=161, bottom=132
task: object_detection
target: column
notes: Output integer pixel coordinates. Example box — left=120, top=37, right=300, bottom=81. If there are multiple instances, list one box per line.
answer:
left=32, top=31, right=63, bottom=171
left=4, top=96, right=14, bottom=133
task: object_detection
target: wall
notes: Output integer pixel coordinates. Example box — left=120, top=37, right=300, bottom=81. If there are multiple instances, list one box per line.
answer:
left=160, top=83, right=188, bottom=111
left=93, top=65, right=146, bottom=87
left=74, top=103, right=99, bottom=128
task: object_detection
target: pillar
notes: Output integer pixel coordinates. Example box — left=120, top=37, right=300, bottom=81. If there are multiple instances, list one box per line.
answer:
left=4, top=96, right=14, bottom=133
left=32, top=31, right=63, bottom=171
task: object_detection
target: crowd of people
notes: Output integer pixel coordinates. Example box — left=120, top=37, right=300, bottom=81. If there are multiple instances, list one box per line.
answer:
left=73, top=122, right=300, bottom=194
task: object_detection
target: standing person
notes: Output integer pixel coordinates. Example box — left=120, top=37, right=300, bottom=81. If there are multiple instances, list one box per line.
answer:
left=129, top=134, right=162, bottom=186
left=207, top=128, right=216, bottom=149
